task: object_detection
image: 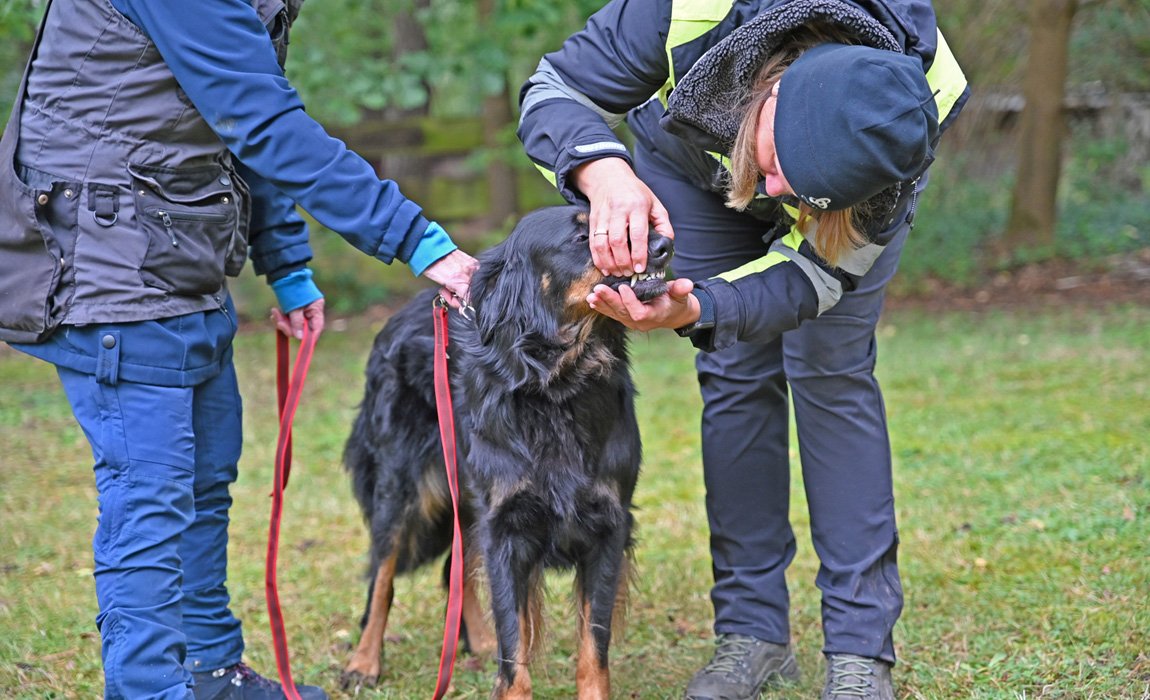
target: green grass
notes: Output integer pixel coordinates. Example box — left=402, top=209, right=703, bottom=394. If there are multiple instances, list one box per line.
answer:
left=2, top=303, right=1148, bottom=699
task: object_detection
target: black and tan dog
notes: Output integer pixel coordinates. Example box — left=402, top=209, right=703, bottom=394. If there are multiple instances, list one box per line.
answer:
left=339, top=205, right=673, bottom=699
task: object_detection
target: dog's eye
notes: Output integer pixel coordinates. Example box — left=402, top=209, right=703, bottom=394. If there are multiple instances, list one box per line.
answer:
left=574, top=233, right=589, bottom=243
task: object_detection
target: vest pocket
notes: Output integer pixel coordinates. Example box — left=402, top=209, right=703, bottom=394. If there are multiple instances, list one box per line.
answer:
left=129, top=163, right=238, bottom=297
left=0, top=153, right=66, bottom=342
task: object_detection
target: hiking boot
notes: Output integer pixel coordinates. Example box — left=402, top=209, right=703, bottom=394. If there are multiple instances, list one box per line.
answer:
left=684, top=633, right=801, bottom=700
left=192, top=662, right=329, bottom=700
left=821, top=654, right=893, bottom=700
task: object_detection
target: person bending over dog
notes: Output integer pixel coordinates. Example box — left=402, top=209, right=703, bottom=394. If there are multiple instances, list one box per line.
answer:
left=0, top=1, right=476, bottom=699
left=518, top=1, right=969, bottom=698
left=340, top=205, right=674, bottom=700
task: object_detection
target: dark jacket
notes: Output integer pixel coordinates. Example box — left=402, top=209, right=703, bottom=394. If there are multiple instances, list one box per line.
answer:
left=518, top=0, right=969, bottom=351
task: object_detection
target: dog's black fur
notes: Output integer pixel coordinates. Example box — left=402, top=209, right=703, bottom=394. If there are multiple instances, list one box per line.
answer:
left=340, top=205, right=673, bottom=699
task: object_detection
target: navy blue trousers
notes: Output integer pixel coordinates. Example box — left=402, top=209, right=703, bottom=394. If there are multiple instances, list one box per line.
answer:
left=57, top=359, right=245, bottom=699
left=636, top=146, right=907, bottom=663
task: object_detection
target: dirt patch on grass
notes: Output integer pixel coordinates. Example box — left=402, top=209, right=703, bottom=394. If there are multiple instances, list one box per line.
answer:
left=885, top=248, right=1150, bottom=314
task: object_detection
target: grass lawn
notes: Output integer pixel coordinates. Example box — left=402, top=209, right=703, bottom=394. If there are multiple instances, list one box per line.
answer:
left=1, top=301, right=1147, bottom=699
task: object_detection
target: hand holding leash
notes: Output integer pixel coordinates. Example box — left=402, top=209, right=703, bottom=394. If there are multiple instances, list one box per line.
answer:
left=271, top=298, right=326, bottom=341
left=423, top=249, right=479, bottom=310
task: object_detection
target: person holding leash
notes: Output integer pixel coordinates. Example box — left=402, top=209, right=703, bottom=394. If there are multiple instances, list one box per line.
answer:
left=518, top=0, right=968, bottom=698
left=0, top=0, right=476, bottom=699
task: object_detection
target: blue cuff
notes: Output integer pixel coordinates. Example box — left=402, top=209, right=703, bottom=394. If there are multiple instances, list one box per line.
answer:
left=407, top=221, right=458, bottom=276
left=269, top=268, right=323, bottom=312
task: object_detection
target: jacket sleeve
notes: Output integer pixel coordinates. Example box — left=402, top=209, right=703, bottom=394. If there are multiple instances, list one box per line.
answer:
left=687, top=178, right=927, bottom=353
left=517, top=0, right=672, bottom=203
left=238, top=162, right=312, bottom=283
left=112, top=0, right=455, bottom=273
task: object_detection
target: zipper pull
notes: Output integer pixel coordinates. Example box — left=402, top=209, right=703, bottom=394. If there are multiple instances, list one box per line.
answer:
left=906, top=179, right=921, bottom=230
left=157, top=210, right=178, bottom=246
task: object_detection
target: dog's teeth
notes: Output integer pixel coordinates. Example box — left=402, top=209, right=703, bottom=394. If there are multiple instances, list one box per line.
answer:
left=630, top=274, right=638, bottom=285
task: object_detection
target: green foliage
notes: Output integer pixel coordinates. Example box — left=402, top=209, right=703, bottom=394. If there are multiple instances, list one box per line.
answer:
left=1069, top=3, right=1150, bottom=91
left=288, top=0, right=603, bottom=125
left=901, top=127, right=1148, bottom=286
left=899, top=150, right=1013, bottom=288
left=0, top=0, right=46, bottom=119
left=2, top=304, right=1148, bottom=698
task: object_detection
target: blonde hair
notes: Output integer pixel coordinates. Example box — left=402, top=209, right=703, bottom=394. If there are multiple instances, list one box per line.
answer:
left=726, top=24, right=867, bottom=268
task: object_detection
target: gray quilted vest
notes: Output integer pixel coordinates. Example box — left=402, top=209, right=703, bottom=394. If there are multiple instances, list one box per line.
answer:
left=0, top=0, right=301, bottom=342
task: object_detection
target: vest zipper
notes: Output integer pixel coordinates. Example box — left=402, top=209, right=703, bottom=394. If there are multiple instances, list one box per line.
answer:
left=148, top=207, right=230, bottom=248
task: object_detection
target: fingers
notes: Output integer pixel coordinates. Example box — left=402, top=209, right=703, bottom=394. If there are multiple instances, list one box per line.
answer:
left=628, top=211, right=650, bottom=274
left=587, top=284, right=653, bottom=329
left=667, top=277, right=695, bottom=299
left=287, top=308, right=307, bottom=340
left=270, top=308, right=292, bottom=337
left=271, top=299, right=326, bottom=340
left=422, top=250, right=478, bottom=304
left=438, top=287, right=461, bottom=309
left=649, top=197, right=674, bottom=240
left=605, top=207, right=633, bottom=276
left=587, top=278, right=697, bottom=333
left=590, top=208, right=649, bottom=277
left=587, top=185, right=672, bottom=277
left=303, top=298, right=326, bottom=338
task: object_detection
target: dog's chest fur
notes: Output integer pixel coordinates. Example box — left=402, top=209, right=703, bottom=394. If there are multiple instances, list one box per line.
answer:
left=451, top=315, right=640, bottom=565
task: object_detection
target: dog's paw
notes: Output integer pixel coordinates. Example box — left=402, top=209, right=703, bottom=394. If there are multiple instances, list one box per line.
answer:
left=339, top=666, right=380, bottom=692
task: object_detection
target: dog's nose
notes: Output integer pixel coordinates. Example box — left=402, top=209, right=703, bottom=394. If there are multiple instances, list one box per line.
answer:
left=647, top=235, right=674, bottom=268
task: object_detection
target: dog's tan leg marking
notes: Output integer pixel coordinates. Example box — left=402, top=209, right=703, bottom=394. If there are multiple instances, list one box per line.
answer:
left=463, top=555, right=497, bottom=655
left=492, top=608, right=536, bottom=700
left=576, top=600, right=610, bottom=700
left=342, top=552, right=398, bottom=686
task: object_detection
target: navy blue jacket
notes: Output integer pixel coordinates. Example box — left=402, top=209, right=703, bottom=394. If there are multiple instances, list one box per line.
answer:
left=518, top=0, right=968, bottom=351
left=14, top=0, right=455, bottom=384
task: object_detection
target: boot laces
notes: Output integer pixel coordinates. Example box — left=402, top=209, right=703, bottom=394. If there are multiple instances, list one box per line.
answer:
left=217, top=663, right=279, bottom=689
left=827, top=656, right=876, bottom=697
left=701, top=634, right=757, bottom=675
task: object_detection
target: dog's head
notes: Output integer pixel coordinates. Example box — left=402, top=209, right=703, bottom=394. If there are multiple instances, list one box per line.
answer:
left=465, top=205, right=674, bottom=388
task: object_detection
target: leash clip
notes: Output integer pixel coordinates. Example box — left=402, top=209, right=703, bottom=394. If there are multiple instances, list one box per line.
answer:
left=435, top=293, right=476, bottom=321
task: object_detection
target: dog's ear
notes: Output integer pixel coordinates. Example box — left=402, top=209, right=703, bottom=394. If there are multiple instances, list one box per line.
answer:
left=469, top=245, right=561, bottom=387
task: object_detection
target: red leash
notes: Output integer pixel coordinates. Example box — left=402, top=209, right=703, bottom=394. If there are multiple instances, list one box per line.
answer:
left=267, top=327, right=318, bottom=700
left=432, top=296, right=466, bottom=700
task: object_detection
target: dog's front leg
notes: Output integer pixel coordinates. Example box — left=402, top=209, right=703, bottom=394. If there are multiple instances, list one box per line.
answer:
left=575, top=529, right=632, bottom=700
left=484, top=538, right=540, bottom=700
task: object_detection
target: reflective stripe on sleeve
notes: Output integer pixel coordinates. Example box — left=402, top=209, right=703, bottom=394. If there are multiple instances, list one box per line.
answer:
left=715, top=241, right=843, bottom=315
left=532, top=162, right=558, bottom=187
left=520, top=57, right=628, bottom=130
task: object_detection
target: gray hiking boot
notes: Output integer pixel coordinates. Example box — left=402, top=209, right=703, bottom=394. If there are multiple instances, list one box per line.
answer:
left=821, top=654, right=893, bottom=700
left=684, top=633, right=801, bottom=700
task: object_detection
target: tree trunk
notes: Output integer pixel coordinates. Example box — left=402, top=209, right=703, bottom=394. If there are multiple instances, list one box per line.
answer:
left=1002, top=0, right=1078, bottom=259
left=477, top=0, right=520, bottom=228
left=378, top=0, right=432, bottom=203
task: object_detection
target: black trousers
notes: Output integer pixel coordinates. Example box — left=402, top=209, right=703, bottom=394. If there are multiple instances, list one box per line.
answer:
left=635, top=144, right=911, bottom=663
